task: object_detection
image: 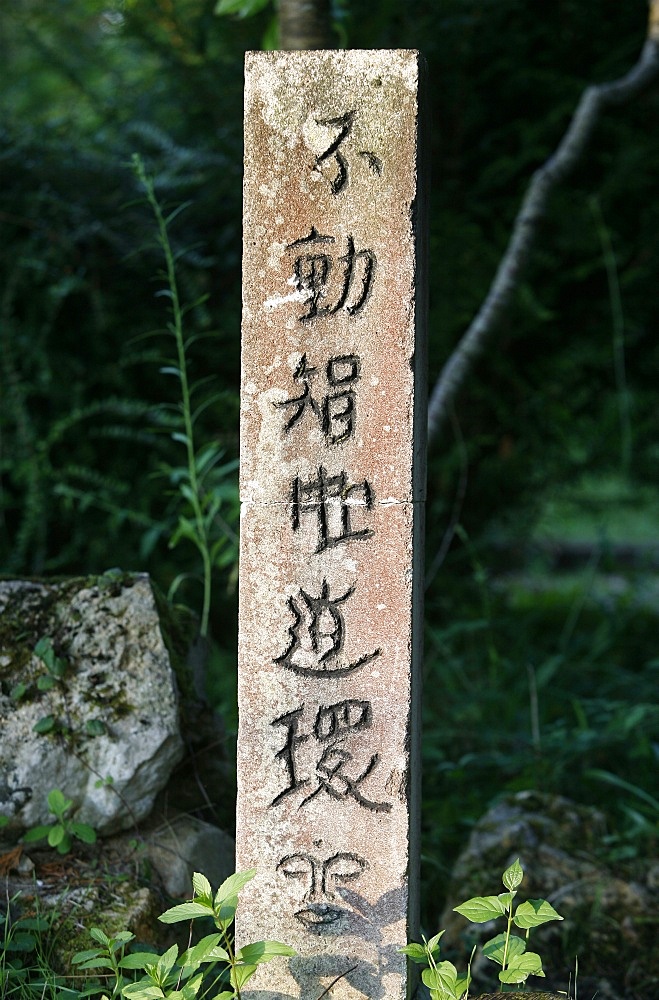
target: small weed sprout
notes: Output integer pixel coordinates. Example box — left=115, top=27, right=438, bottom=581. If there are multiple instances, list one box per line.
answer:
left=22, top=789, right=97, bottom=855
left=72, top=927, right=136, bottom=999
left=34, top=636, right=68, bottom=691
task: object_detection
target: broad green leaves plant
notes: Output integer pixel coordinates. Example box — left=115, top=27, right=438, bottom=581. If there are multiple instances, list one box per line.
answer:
left=453, top=858, right=563, bottom=990
left=400, top=859, right=563, bottom=998
left=400, top=930, right=471, bottom=1000
left=22, top=789, right=97, bottom=855
left=121, top=869, right=295, bottom=1000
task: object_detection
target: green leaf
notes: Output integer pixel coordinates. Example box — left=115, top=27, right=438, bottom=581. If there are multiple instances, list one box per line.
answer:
left=37, top=675, right=55, bottom=691
left=23, top=825, right=51, bottom=843
left=215, top=0, right=270, bottom=18
left=71, top=957, right=115, bottom=971
left=497, top=890, right=515, bottom=911
left=398, top=943, right=429, bottom=964
left=121, top=984, right=165, bottom=1000
left=455, top=971, right=471, bottom=998
left=120, top=952, right=161, bottom=970
left=206, top=945, right=232, bottom=962
left=502, top=858, right=524, bottom=892
left=90, top=927, right=111, bottom=947
left=18, top=917, right=50, bottom=931
left=47, top=789, right=71, bottom=817
left=71, top=822, right=97, bottom=843
left=422, top=960, right=460, bottom=999
left=514, top=898, right=563, bottom=928
left=111, top=930, right=135, bottom=948
left=48, top=824, right=65, bottom=847
left=34, top=637, right=56, bottom=670
left=71, top=948, right=102, bottom=965
left=426, top=930, right=446, bottom=952
left=215, top=897, right=238, bottom=929
left=10, top=682, right=28, bottom=701
left=33, top=715, right=56, bottom=734
left=50, top=655, right=67, bottom=678
left=482, top=933, right=526, bottom=967
left=156, top=943, right=179, bottom=981
left=158, top=901, right=214, bottom=923
left=214, top=869, right=256, bottom=908
left=183, top=974, right=205, bottom=999
left=499, top=951, right=544, bottom=984
left=192, top=872, right=213, bottom=901
left=57, top=833, right=72, bottom=854
left=179, top=934, right=223, bottom=968
left=8, top=931, right=37, bottom=952
left=236, top=941, right=296, bottom=964
left=85, top=719, right=107, bottom=737
left=453, top=895, right=505, bottom=923
left=168, top=973, right=204, bottom=1000
left=230, top=963, right=257, bottom=991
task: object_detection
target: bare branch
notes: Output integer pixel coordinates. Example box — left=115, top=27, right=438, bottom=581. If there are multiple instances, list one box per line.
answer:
left=427, top=14, right=659, bottom=446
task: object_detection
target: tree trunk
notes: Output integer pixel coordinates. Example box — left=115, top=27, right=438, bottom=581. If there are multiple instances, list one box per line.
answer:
left=278, top=0, right=333, bottom=50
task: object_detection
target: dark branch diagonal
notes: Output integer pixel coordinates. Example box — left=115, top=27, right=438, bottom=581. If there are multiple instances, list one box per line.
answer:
left=427, top=35, right=659, bottom=444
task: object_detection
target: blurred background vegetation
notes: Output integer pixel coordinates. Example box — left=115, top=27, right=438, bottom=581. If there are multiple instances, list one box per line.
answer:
left=1, top=0, right=657, bottom=926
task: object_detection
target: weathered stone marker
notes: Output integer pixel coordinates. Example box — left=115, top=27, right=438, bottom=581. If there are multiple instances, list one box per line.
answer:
left=236, top=50, right=427, bottom=1000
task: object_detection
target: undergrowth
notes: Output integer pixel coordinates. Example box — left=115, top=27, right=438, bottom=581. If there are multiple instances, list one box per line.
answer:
left=419, top=536, right=658, bottom=925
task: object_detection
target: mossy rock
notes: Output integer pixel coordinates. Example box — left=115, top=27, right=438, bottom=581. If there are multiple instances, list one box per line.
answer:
left=0, top=573, right=185, bottom=835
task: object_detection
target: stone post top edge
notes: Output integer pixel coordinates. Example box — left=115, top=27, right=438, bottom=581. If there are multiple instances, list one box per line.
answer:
left=244, top=47, right=422, bottom=62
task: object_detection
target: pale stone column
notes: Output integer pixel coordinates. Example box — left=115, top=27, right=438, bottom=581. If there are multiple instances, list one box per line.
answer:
left=236, top=50, right=427, bottom=1000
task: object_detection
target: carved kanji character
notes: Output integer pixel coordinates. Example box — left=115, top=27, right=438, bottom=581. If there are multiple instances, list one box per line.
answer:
left=313, top=110, right=382, bottom=194
left=270, top=700, right=391, bottom=813
left=275, top=580, right=380, bottom=677
left=288, top=229, right=376, bottom=321
left=274, top=353, right=361, bottom=444
left=291, top=467, right=373, bottom=553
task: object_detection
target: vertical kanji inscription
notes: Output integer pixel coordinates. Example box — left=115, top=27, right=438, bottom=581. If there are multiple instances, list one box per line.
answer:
left=238, top=49, right=427, bottom=1000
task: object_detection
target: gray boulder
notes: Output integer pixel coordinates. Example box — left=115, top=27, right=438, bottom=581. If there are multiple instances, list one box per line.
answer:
left=144, top=813, right=235, bottom=898
left=0, top=573, right=185, bottom=835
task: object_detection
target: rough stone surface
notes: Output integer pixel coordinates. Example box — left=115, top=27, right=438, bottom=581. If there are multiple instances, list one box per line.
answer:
left=237, top=50, right=427, bottom=1000
left=438, top=791, right=659, bottom=1000
left=0, top=574, right=184, bottom=835
left=145, top=813, right=235, bottom=899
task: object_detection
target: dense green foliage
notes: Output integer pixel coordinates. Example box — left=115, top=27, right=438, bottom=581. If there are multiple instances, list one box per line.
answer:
left=1, top=0, right=657, bottom=932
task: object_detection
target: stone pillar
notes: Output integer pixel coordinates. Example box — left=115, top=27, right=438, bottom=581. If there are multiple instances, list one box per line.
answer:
left=237, top=50, right=427, bottom=1000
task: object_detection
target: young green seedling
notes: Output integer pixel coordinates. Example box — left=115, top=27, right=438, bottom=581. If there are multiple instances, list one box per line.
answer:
left=22, top=788, right=97, bottom=855
left=120, top=869, right=295, bottom=1000
left=453, top=858, right=563, bottom=989
left=400, top=858, right=564, bottom=999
